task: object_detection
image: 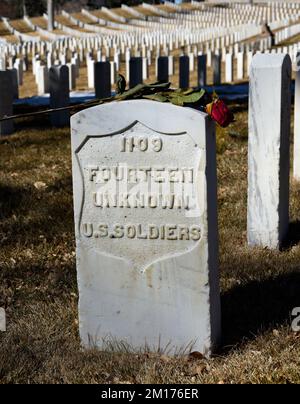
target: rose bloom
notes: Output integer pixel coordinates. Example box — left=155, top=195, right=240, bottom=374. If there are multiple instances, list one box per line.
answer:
left=206, top=98, right=234, bottom=128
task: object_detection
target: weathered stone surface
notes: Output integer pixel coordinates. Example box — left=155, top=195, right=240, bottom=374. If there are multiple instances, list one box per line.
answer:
left=71, top=100, right=221, bottom=356
left=248, top=54, right=291, bottom=249
left=225, top=53, right=233, bottom=83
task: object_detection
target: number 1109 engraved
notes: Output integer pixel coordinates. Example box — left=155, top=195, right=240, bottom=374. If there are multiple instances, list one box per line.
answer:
left=121, top=136, right=163, bottom=153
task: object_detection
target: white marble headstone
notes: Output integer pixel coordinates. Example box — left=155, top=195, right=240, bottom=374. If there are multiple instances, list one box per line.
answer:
left=71, top=100, right=220, bottom=356
left=248, top=54, right=291, bottom=249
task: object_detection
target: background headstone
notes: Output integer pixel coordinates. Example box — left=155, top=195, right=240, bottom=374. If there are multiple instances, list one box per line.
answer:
left=49, top=65, right=70, bottom=127
left=212, top=54, right=221, bottom=85
left=37, top=65, right=49, bottom=95
left=0, top=70, right=14, bottom=136
left=179, top=55, right=189, bottom=88
left=197, top=54, right=207, bottom=87
left=129, top=57, right=143, bottom=88
left=248, top=54, right=291, bottom=249
left=225, top=53, right=233, bottom=83
left=157, top=56, right=169, bottom=83
left=95, top=61, right=111, bottom=99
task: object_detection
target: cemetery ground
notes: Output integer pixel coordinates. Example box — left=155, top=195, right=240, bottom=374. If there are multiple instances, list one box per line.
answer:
left=1, top=104, right=300, bottom=384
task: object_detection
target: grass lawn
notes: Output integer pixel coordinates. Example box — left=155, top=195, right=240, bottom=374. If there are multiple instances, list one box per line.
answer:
left=0, top=106, right=300, bottom=384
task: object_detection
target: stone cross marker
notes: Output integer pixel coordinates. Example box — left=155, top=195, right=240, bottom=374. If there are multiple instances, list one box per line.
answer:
left=71, top=100, right=221, bottom=355
left=248, top=54, right=291, bottom=249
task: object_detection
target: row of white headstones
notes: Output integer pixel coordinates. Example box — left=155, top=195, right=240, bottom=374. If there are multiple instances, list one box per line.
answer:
left=0, top=29, right=271, bottom=79
left=0, top=36, right=298, bottom=97
left=1, top=0, right=300, bottom=101
left=1, top=12, right=300, bottom=100
left=1, top=1, right=300, bottom=72
left=4, top=2, right=298, bottom=42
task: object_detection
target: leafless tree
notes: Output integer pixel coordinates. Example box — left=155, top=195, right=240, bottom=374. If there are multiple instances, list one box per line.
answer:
left=47, top=0, right=54, bottom=31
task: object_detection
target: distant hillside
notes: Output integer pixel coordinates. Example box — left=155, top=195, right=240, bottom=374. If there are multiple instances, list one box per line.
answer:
left=0, top=0, right=15, bottom=19
left=0, top=0, right=147, bottom=20
left=0, top=1, right=89, bottom=19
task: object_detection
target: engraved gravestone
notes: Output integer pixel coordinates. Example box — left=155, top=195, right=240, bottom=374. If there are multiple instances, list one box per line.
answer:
left=71, top=100, right=221, bottom=356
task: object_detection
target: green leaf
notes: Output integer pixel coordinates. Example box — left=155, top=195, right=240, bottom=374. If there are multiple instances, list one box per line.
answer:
left=143, top=94, right=168, bottom=102
left=181, top=89, right=206, bottom=104
left=145, top=82, right=171, bottom=89
left=116, top=84, right=146, bottom=100
left=182, top=88, right=194, bottom=95
left=115, top=83, right=205, bottom=107
left=169, top=96, right=184, bottom=106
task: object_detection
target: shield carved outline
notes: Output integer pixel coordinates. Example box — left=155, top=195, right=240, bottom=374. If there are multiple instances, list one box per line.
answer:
left=71, top=101, right=209, bottom=273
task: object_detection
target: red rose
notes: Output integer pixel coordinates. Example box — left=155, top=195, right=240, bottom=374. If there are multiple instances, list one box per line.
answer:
left=206, top=98, right=234, bottom=128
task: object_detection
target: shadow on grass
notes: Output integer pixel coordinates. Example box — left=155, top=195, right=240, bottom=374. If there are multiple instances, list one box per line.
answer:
left=221, top=270, right=300, bottom=351
left=0, top=127, right=70, bottom=149
left=0, top=178, right=74, bottom=247
left=281, top=220, right=300, bottom=250
left=0, top=185, right=33, bottom=220
left=2, top=179, right=300, bottom=357
left=13, top=106, right=61, bottom=131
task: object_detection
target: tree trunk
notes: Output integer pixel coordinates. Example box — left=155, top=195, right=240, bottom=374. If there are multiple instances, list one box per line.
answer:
left=47, top=0, right=54, bottom=31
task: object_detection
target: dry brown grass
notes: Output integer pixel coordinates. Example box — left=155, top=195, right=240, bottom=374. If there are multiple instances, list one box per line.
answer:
left=0, top=106, right=300, bottom=384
